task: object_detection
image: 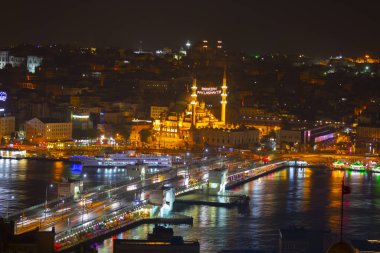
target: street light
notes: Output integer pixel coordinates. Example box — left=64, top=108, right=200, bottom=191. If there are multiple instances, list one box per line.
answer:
left=186, top=152, right=191, bottom=181
left=81, top=197, right=85, bottom=224
left=81, top=173, right=87, bottom=193
left=45, top=184, right=54, bottom=220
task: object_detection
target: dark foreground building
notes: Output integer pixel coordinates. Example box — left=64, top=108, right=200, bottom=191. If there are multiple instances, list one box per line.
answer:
left=113, top=225, right=200, bottom=253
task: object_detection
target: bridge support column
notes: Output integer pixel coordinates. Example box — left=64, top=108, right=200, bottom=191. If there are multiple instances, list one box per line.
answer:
left=207, top=168, right=228, bottom=195
left=149, top=187, right=175, bottom=216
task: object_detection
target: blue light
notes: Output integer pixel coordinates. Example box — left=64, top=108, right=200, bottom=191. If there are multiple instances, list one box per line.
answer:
left=0, top=91, right=7, bottom=101
left=71, top=163, right=83, bottom=174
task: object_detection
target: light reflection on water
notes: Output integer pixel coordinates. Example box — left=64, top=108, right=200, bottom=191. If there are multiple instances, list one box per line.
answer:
left=0, top=159, right=129, bottom=215
left=96, top=167, right=380, bottom=253
left=1, top=161, right=380, bottom=252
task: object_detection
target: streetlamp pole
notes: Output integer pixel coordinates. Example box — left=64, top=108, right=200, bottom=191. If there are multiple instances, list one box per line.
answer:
left=82, top=197, right=85, bottom=224
left=45, top=184, right=53, bottom=220
left=81, top=173, right=87, bottom=225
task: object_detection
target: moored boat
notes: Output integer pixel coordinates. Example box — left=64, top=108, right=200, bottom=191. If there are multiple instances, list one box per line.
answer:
left=77, top=153, right=172, bottom=168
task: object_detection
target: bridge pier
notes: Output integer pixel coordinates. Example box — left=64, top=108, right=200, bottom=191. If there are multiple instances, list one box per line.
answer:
left=149, top=187, right=175, bottom=216
left=207, top=168, right=228, bottom=195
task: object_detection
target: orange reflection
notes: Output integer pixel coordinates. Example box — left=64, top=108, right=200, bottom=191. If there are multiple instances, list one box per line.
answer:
left=53, top=161, right=64, bottom=181
left=302, top=168, right=312, bottom=212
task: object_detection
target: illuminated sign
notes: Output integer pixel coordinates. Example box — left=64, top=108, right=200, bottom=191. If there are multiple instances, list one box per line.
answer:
left=0, top=92, right=7, bottom=101
left=197, top=87, right=221, bottom=95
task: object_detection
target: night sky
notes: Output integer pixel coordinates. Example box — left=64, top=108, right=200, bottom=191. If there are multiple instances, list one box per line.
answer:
left=2, top=0, right=380, bottom=56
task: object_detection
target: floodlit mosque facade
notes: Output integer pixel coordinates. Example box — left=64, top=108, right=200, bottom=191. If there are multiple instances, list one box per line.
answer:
left=153, top=69, right=259, bottom=148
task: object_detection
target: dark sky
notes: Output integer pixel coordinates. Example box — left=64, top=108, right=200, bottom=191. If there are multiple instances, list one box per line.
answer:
left=2, top=0, right=380, bottom=56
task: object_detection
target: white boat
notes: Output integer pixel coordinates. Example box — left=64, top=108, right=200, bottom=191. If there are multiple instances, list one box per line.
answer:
left=80, top=153, right=172, bottom=168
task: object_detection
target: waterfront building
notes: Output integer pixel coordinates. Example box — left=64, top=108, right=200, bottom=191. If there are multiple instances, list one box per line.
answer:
left=356, top=125, right=380, bottom=153
left=194, top=126, right=259, bottom=147
left=150, top=106, right=169, bottom=120
left=25, top=117, right=72, bottom=142
left=103, top=111, right=127, bottom=125
left=273, top=125, right=337, bottom=149
left=127, top=119, right=152, bottom=147
left=276, top=129, right=301, bottom=150
left=357, top=125, right=380, bottom=141
left=0, top=115, right=15, bottom=140
left=71, top=112, right=93, bottom=130
left=301, top=125, right=337, bottom=146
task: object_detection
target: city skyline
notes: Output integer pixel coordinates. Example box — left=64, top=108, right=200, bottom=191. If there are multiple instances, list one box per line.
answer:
left=1, top=1, right=380, bottom=252
left=2, top=0, right=380, bottom=56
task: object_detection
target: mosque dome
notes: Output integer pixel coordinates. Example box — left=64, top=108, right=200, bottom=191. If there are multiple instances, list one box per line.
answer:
left=326, top=241, right=355, bottom=253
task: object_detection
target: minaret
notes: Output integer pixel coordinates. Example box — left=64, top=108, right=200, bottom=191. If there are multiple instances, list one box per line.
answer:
left=191, top=77, right=198, bottom=126
left=220, top=67, right=227, bottom=124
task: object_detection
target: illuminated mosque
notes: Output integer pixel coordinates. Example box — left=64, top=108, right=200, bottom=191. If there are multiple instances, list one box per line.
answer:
left=153, top=68, right=259, bottom=148
left=152, top=69, right=227, bottom=146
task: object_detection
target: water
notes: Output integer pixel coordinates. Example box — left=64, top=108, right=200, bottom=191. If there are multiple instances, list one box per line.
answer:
left=1, top=160, right=380, bottom=252
left=0, top=159, right=128, bottom=214
left=97, top=167, right=380, bottom=252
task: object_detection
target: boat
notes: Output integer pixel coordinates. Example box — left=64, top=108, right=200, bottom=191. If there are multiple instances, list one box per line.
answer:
left=0, top=148, right=26, bottom=159
left=79, top=153, right=172, bottom=168
left=372, top=166, right=380, bottom=173
left=331, top=160, right=346, bottom=169
left=350, top=161, right=366, bottom=171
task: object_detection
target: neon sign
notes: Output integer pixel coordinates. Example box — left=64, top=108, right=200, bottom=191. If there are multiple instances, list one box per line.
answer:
left=197, top=87, right=221, bottom=95
left=0, top=92, right=7, bottom=101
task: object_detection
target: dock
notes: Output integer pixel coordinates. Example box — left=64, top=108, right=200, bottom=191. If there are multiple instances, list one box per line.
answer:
left=175, top=191, right=249, bottom=208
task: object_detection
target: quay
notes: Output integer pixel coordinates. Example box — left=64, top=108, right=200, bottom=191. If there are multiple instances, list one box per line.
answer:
left=175, top=193, right=249, bottom=208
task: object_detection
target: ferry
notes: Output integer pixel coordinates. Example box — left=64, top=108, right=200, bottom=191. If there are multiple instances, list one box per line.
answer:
left=331, top=160, right=347, bottom=169
left=372, top=166, right=380, bottom=173
left=75, top=153, right=172, bottom=168
left=349, top=161, right=365, bottom=171
left=0, top=148, right=26, bottom=159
